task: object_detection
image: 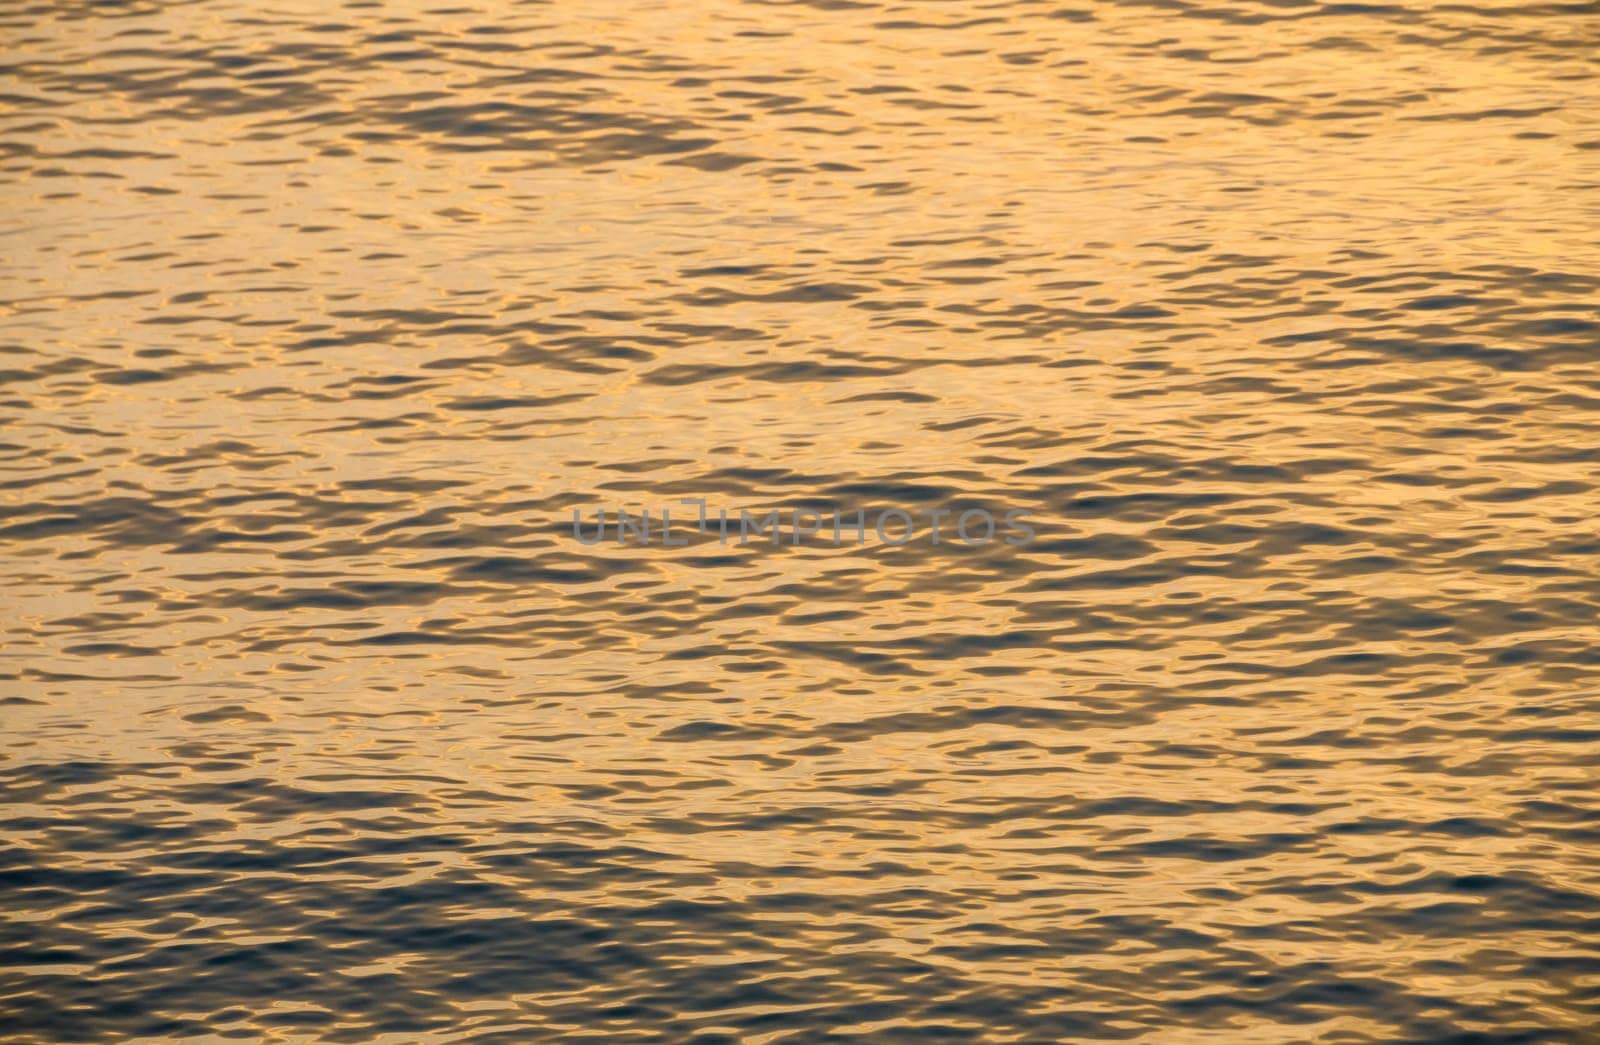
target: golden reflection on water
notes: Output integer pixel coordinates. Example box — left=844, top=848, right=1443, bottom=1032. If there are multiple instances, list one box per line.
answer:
left=2, top=0, right=1599, bottom=1040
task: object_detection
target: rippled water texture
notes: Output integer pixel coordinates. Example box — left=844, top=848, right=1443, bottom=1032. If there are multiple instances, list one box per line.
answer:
left=3, top=0, right=1600, bottom=1040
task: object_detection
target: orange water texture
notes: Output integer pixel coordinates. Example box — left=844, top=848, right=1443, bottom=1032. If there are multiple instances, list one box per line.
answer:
left=2, top=0, right=1598, bottom=1041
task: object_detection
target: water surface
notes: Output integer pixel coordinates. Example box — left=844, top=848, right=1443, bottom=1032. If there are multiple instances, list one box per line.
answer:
left=2, top=0, right=1599, bottom=1040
